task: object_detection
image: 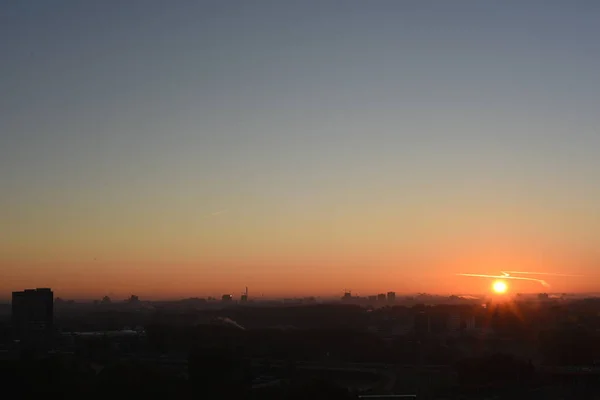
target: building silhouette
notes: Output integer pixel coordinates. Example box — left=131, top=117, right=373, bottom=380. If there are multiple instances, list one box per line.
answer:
left=448, top=312, right=461, bottom=332
left=415, top=311, right=431, bottom=337
left=241, top=287, right=249, bottom=303
left=12, top=288, right=54, bottom=345
left=222, top=294, right=233, bottom=303
left=127, top=295, right=140, bottom=303
left=387, top=291, right=396, bottom=304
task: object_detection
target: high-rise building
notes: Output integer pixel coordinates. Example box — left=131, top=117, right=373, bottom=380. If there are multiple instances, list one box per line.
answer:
left=465, top=315, right=476, bottom=330
left=414, top=311, right=431, bottom=337
left=240, top=287, right=249, bottom=303
left=448, top=313, right=461, bottom=331
left=12, top=288, right=54, bottom=344
left=387, top=291, right=396, bottom=304
left=377, top=293, right=386, bottom=302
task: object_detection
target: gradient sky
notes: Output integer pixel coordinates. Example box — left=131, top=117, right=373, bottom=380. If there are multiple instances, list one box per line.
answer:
left=2, top=1, right=600, bottom=299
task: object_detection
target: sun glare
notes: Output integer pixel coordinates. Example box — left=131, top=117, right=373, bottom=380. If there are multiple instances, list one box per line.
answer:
left=492, top=280, right=508, bottom=294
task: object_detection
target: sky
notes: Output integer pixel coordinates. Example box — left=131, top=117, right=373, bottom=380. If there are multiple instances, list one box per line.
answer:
left=1, top=1, right=600, bottom=299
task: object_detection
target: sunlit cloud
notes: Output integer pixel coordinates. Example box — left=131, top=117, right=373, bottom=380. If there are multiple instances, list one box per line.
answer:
left=457, top=273, right=550, bottom=288
left=500, top=271, right=582, bottom=277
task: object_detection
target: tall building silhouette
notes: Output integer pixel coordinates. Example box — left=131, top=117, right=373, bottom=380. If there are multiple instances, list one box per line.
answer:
left=387, top=291, right=396, bottom=304
left=414, top=311, right=431, bottom=337
left=11, top=288, right=54, bottom=345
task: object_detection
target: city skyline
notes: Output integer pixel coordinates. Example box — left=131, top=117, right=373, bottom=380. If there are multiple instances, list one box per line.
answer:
left=2, top=2, right=600, bottom=298
left=2, top=282, right=594, bottom=303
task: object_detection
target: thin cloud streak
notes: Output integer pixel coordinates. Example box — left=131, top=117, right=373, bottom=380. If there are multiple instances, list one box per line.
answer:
left=457, top=273, right=550, bottom=288
left=501, top=271, right=582, bottom=277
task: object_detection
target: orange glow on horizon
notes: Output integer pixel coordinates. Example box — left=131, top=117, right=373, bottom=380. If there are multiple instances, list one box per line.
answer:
left=1, top=235, right=597, bottom=300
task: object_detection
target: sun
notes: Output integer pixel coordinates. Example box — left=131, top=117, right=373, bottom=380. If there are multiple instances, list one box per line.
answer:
left=492, top=280, right=508, bottom=294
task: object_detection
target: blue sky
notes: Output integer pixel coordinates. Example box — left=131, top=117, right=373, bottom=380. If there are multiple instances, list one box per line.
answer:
left=1, top=1, right=600, bottom=297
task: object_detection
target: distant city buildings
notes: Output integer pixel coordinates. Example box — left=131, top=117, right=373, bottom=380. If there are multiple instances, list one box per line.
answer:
left=341, top=290, right=402, bottom=306
left=127, top=295, right=140, bottom=304
left=241, top=287, right=249, bottom=303
left=222, top=294, right=233, bottom=303
left=11, top=288, right=54, bottom=345
left=387, top=292, right=396, bottom=304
